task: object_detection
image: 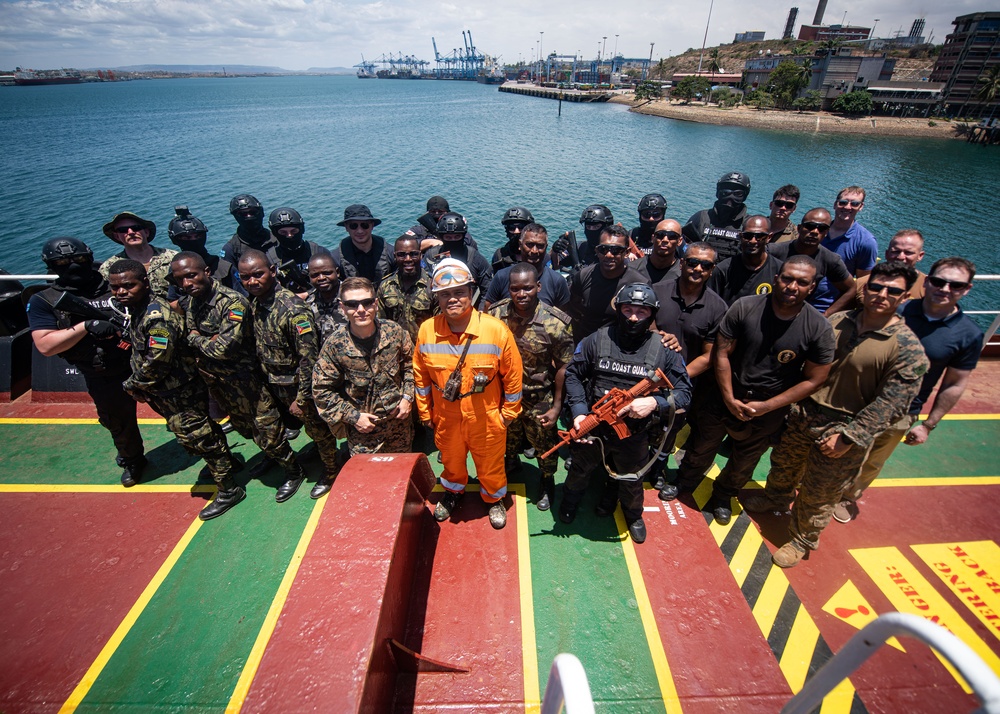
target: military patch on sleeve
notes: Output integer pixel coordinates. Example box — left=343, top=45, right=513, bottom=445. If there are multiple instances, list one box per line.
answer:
left=149, top=335, right=169, bottom=350
left=293, top=318, right=313, bottom=335
left=228, top=308, right=244, bottom=323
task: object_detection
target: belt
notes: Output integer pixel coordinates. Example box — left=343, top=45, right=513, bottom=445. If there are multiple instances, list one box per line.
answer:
left=808, top=400, right=854, bottom=423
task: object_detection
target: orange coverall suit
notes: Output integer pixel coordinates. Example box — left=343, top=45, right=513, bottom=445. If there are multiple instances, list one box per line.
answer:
left=413, top=310, right=523, bottom=502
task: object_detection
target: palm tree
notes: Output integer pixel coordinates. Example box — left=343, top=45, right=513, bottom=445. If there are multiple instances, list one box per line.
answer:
left=976, top=66, right=1000, bottom=120
left=708, top=48, right=722, bottom=104
left=818, top=38, right=842, bottom=56
left=795, top=59, right=813, bottom=91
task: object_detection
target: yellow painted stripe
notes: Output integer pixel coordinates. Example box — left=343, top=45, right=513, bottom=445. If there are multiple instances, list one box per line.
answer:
left=511, top=484, right=541, bottom=714
left=728, top=524, right=762, bottom=589
left=869, top=477, right=1000, bottom=487
left=0, top=417, right=165, bottom=424
left=225, top=496, right=328, bottom=713
left=912, top=541, right=1000, bottom=644
left=819, top=678, right=859, bottom=713
left=779, top=607, right=820, bottom=692
left=752, top=568, right=790, bottom=635
left=0, top=484, right=215, bottom=493
left=851, top=546, right=1000, bottom=692
left=614, top=508, right=682, bottom=713
left=58, top=515, right=204, bottom=713
left=919, top=414, right=1000, bottom=420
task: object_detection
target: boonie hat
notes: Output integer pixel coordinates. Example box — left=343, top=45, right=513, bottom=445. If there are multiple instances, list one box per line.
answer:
left=431, top=258, right=474, bottom=292
left=102, top=211, right=157, bottom=243
left=337, top=204, right=382, bottom=228
left=426, top=196, right=450, bottom=212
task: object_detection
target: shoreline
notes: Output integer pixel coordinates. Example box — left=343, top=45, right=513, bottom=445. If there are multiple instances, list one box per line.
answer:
left=610, top=95, right=967, bottom=140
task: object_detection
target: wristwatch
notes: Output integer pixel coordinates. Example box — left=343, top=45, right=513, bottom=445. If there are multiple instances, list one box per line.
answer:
left=923, top=421, right=937, bottom=431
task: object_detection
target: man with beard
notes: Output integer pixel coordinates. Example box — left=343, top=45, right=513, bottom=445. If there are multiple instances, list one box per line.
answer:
left=810, top=186, right=878, bottom=312
left=331, top=204, right=396, bottom=288
left=682, top=172, right=752, bottom=261
left=304, top=253, right=347, bottom=344
left=111, top=260, right=243, bottom=520
left=265, top=207, right=330, bottom=298
left=769, top=208, right=855, bottom=315
left=662, top=256, right=836, bottom=525
left=166, top=206, right=243, bottom=294
left=559, top=283, right=692, bottom=543
left=491, top=206, right=535, bottom=272
left=629, top=193, right=668, bottom=256
left=170, top=252, right=306, bottom=501
left=566, top=225, right=646, bottom=341
left=633, top=219, right=683, bottom=286
left=551, top=204, right=615, bottom=273
left=28, top=237, right=145, bottom=487
left=483, top=223, right=570, bottom=310
left=423, top=212, right=493, bottom=305
left=238, top=249, right=342, bottom=499
left=376, top=235, right=436, bottom=344
left=708, top=215, right=785, bottom=305
left=221, top=194, right=276, bottom=266
left=488, top=262, right=575, bottom=510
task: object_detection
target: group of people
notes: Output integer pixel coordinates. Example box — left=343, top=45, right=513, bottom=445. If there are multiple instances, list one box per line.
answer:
left=26, top=180, right=984, bottom=565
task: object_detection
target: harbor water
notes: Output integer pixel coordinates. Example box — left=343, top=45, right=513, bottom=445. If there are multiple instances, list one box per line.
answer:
left=2, top=75, right=997, bottom=317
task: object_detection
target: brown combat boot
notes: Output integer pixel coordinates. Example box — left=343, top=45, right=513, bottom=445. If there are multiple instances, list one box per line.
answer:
left=772, top=541, right=807, bottom=568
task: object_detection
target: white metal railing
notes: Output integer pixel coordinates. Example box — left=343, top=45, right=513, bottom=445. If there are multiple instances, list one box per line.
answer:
left=781, top=612, right=1000, bottom=714
left=967, top=275, right=999, bottom=349
left=541, top=653, right=595, bottom=714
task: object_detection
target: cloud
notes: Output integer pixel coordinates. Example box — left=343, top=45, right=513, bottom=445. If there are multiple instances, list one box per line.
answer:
left=0, top=0, right=986, bottom=71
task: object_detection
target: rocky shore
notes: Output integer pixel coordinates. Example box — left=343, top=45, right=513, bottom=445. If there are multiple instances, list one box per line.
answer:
left=611, top=96, right=968, bottom=140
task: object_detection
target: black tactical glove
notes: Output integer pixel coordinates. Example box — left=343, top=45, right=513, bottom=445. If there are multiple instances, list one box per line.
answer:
left=85, top=320, right=118, bottom=339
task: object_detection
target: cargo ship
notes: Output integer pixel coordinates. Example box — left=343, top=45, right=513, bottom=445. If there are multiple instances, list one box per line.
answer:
left=13, top=68, right=83, bottom=86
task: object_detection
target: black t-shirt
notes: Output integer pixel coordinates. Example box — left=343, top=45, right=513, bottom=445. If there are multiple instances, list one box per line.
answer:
left=652, top=280, right=728, bottom=365
left=567, top=264, right=647, bottom=342
left=768, top=242, right=851, bottom=309
left=718, top=295, right=835, bottom=399
left=633, top=256, right=681, bottom=286
left=708, top=253, right=784, bottom=305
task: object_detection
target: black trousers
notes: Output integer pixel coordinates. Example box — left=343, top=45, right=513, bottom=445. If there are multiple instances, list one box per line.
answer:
left=83, top=369, right=144, bottom=466
left=563, top=429, right=648, bottom=522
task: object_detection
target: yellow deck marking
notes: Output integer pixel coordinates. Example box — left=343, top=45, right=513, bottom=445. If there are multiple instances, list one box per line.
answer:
left=851, top=546, right=1000, bottom=692
left=780, top=607, right=820, bottom=691
left=614, top=507, right=682, bottom=713
left=752, top=568, right=790, bottom=634
left=0, top=417, right=165, bottom=424
left=226, top=496, right=328, bottom=713
left=0, top=484, right=215, bottom=493
left=727, top=524, right=760, bottom=587
left=58, top=515, right=204, bottom=713
left=512, top=484, right=541, bottom=714
left=869, top=477, right=1000, bottom=487
left=912, top=541, right=1000, bottom=644
left=821, top=581, right=904, bottom=651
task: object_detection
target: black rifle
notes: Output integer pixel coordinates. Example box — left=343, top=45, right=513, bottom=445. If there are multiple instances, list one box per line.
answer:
left=50, top=290, right=131, bottom=350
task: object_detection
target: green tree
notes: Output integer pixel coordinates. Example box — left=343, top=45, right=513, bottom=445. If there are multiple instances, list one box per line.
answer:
left=818, top=38, right=843, bottom=56
left=976, top=66, right=1000, bottom=104
left=672, top=76, right=711, bottom=103
left=746, top=89, right=775, bottom=109
left=767, top=60, right=811, bottom=109
left=832, top=90, right=873, bottom=115
left=634, top=80, right=662, bottom=101
left=791, top=90, right=823, bottom=112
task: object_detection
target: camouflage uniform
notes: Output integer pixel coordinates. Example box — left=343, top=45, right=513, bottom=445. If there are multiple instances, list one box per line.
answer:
left=182, top=281, right=296, bottom=469
left=123, top=298, right=236, bottom=486
left=249, top=285, right=340, bottom=474
left=759, top=311, right=929, bottom=551
left=303, top=289, right=347, bottom=345
left=487, top=298, right=575, bottom=478
left=313, top=320, right=415, bottom=456
left=376, top=269, right=437, bottom=344
left=99, top=246, right=178, bottom=303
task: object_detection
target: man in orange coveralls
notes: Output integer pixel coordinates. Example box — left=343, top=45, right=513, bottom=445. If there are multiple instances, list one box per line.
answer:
left=414, top=258, right=523, bottom=529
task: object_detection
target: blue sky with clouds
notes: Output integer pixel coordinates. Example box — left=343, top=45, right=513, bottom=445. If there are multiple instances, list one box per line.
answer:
left=0, top=0, right=982, bottom=71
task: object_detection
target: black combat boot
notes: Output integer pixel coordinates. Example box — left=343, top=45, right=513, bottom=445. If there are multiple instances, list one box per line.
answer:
left=120, top=455, right=147, bottom=488
left=199, top=480, right=246, bottom=521
left=537, top=476, right=555, bottom=511
left=275, top=461, right=305, bottom=503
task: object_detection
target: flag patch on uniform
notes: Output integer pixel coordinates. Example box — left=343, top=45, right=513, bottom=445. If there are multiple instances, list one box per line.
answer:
left=228, top=309, right=243, bottom=323
left=294, top=319, right=312, bottom=335
left=149, top=335, right=169, bottom=350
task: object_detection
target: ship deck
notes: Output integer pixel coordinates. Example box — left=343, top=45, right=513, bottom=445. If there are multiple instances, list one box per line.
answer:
left=2, top=359, right=999, bottom=713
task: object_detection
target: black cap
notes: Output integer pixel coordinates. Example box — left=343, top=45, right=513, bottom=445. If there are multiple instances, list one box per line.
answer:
left=426, top=196, right=450, bottom=212
left=337, top=204, right=382, bottom=227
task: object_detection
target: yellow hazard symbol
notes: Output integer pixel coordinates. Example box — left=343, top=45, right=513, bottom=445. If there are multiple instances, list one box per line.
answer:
left=822, top=580, right=905, bottom=651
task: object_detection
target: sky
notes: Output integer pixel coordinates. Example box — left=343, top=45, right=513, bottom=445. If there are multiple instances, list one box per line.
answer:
left=0, top=0, right=984, bottom=71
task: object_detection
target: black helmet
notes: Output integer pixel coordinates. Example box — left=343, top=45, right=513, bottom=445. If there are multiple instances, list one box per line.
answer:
left=615, top=283, right=659, bottom=310
left=501, top=207, right=534, bottom=226
left=42, top=236, right=93, bottom=266
left=229, top=194, right=263, bottom=217
left=638, top=194, right=667, bottom=212
left=168, top=206, right=208, bottom=240
left=579, top=205, right=613, bottom=226
left=436, top=212, right=468, bottom=235
left=717, top=172, right=751, bottom=191
left=269, top=207, right=304, bottom=232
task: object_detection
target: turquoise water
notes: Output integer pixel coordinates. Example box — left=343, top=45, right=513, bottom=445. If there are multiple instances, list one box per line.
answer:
left=2, top=75, right=997, bottom=314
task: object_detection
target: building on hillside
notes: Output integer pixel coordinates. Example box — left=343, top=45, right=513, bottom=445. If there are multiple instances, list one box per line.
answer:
left=930, top=12, right=1000, bottom=118
left=867, top=80, right=944, bottom=116
left=734, top=31, right=766, bottom=43
left=743, top=49, right=895, bottom=109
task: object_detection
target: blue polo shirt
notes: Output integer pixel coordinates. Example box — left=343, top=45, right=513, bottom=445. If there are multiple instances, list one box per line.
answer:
left=901, top=300, right=983, bottom=413
left=823, top=222, right=878, bottom=276
left=483, top=264, right=570, bottom=309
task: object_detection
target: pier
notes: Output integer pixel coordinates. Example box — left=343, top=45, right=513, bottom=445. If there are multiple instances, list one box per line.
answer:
left=498, top=82, right=615, bottom=102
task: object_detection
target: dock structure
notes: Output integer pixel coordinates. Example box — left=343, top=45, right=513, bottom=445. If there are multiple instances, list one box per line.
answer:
left=498, top=82, right=613, bottom=102
left=968, top=120, right=1000, bottom=145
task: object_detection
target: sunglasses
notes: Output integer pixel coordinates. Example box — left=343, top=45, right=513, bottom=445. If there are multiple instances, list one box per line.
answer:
left=113, top=224, right=145, bottom=235
left=718, top=188, right=747, bottom=199
left=741, top=231, right=769, bottom=241
left=772, top=199, right=797, bottom=210
left=927, top=275, right=971, bottom=291
left=684, top=257, right=715, bottom=270
left=800, top=222, right=830, bottom=232
left=640, top=210, right=664, bottom=219
left=49, top=255, right=91, bottom=268
left=595, top=244, right=627, bottom=257
left=865, top=282, right=907, bottom=297
left=837, top=199, right=863, bottom=208
left=394, top=251, right=421, bottom=259
left=347, top=222, right=372, bottom=230
left=653, top=230, right=681, bottom=240
left=342, top=298, right=376, bottom=310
